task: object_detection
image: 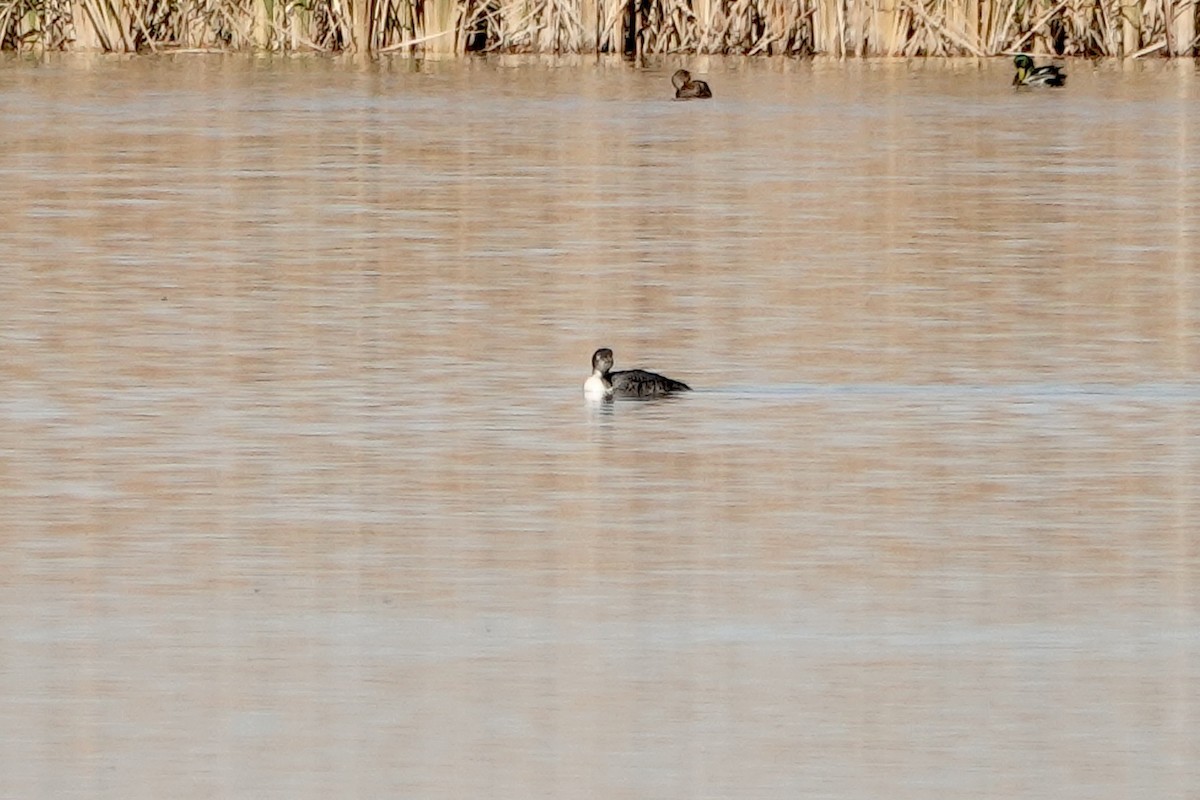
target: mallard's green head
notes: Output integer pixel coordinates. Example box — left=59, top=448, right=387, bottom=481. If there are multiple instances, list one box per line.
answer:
left=1012, top=54, right=1034, bottom=86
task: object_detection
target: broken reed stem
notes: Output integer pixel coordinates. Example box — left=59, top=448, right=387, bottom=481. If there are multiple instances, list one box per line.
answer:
left=2, top=0, right=1196, bottom=55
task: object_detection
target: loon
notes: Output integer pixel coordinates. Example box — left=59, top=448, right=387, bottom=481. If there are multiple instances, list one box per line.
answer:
left=583, top=348, right=692, bottom=399
left=672, top=69, right=713, bottom=100
left=1012, top=54, right=1066, bottom=88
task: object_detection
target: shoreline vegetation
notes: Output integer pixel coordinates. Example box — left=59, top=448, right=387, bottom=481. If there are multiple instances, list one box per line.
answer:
left=0, top=0, right=1196, bottom=57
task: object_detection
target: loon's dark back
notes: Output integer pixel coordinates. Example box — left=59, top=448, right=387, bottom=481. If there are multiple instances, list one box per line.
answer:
left=610, top=369, right=691, bottom=397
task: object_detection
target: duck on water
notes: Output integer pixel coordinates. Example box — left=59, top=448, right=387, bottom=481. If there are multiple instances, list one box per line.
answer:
left=672, top=69, right=712, bottom=100
left=583, top=348, right=691, bottom=399
left=1012, top=54, right=1066, bottom=87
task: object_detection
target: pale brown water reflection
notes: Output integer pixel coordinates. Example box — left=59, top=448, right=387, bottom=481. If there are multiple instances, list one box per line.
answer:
left=2, top=55, right=1199, bottom=799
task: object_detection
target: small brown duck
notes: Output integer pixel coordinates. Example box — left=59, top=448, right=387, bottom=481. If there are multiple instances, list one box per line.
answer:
left=672, top=69, right=712, bottom=100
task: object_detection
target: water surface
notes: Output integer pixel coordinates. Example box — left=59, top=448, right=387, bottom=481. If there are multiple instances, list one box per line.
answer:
left=2, top=55, right=1198, bottom=799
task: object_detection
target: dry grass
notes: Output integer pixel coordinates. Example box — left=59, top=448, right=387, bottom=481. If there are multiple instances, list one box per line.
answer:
left=1, top=0, right=1195, bottom=54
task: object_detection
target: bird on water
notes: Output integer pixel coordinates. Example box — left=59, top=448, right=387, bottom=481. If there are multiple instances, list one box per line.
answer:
left=672, top=69, right=712, bottom=100
left=583, top=348, right=692, bottom=399
left=1012, top=54, right=1066, bottom=87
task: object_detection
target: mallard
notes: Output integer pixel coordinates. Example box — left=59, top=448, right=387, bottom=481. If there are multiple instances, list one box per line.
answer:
left=583, top=348, right=692, bottom=399
left=1012, top=54, right=1066, bottom=87
left=672, top=69, right=712, bottom=100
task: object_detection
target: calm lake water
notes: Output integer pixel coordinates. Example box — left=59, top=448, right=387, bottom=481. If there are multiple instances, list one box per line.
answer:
left=2, top=54, right=1198, bottom=798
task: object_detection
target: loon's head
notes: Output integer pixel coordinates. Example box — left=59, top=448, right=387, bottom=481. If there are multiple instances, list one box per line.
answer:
left=591, top=348, right=615, bottom=376
left=584, top=348, right=616, bottom=400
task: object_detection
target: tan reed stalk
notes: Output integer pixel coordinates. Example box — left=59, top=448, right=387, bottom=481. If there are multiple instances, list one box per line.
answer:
left=688, top=0, right=707, bottom=51
left=369, top=0, right=391, bottom=48
left=812, top=0, right=838, bottom=55
left=1088, top=0, right=1114, bottom=53
left=724, top=0, right=740, bottom=52
left=985, top=0, right=1013, bottom=52
left=1170, top=0, right=1195, bottom=53
left=252, top=0, right=274, bottom=46
left=562, top=0, right=589, bottom=50
left=0, top=2, right=16, bottom=48
left=674, top=0, right=689, bottom=51
left=0, top=3, right=13, bottom=47
left=870, top=0, right=899, bottom=55
left=901, top=0, right=986, bottom=55
left=846, top=0, right=860, bottom=55
left=889, top=0, right=909, bottom=54
left=174, top=0, right=201, bottom=48
left=349, top=0, right=368, bottom=48
left=75, top=0, right=130, bottom=50
left=331, top=0, right=356, bottom=48
left=575, top=0, right=595, bottom=49
left=1143, top=0, right=1162, bottom=43
left=495, top=0, right=538, bottom=51
left=1095, top=0, right=1122, bottom=53
left=589, top=0, right=616, bottom=52
left=872, top=0, right=888, bottom=55
left=1006, top=0, right=1066, bottom=54
left=1067, top=0, right=1109, bottom=53
left=68, top=0, right=99, bottom=48
left=960, top=0, right=979, bottom=52
left=128, top=0, right=159, bottom=48
left=690, top=0, right=708, bottom=49
left=529, top=0, right=556, bottom=50
left=754, top=0, right=806, bottom=55
left=659, top=0, right=683, bottom=52
left=389, top=0, right=420, bottom=46
left=498, top=0, right=527, bottom=50
left=833, top=0, right=846, bottom=55
left=908, top=0, right=946, bottom=55
left=19, top=0, right=45, bottom=47
left=976, top=0, right=994, bottom=51
left=696, top=0, right=710, bottom=51
left=0, top=0, right=30, bottom=48
left=1117, top=0, right=1138, bottom=53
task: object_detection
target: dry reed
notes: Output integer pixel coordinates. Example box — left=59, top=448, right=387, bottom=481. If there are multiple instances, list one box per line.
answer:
left=2, top=0, right=1195, bottom=55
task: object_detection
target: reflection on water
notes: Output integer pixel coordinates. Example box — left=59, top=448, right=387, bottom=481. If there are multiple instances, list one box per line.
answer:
left=2, top=55, right=1198, bottom=799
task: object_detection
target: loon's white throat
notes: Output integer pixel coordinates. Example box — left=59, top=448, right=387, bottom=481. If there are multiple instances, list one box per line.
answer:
left=583, top=372, right=611, bottom=399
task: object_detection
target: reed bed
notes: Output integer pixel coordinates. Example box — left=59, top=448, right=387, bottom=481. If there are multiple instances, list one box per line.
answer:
left=2, top=0, right=1196, bottom=55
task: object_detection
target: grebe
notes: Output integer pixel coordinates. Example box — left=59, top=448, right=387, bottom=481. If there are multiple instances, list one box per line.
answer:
left=583, top=348, right=692, bottom=399
left=672, top=69, right=713, bottom=100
